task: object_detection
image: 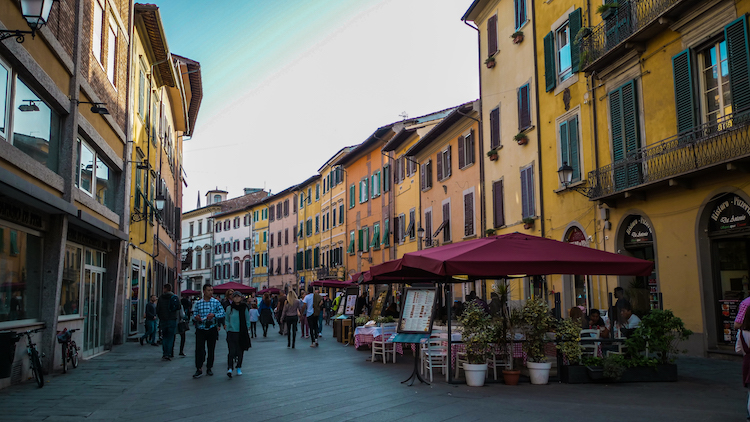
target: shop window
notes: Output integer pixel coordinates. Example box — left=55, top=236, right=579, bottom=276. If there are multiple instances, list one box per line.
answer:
left=60, top=244, right=82, bottom=316
left=0, top=224, right=42, bottom=322
left=76, top=139, right=116, bottom=210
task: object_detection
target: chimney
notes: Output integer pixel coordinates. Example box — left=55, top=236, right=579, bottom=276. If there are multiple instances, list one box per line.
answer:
left=197, top=191, right=201, bottom=208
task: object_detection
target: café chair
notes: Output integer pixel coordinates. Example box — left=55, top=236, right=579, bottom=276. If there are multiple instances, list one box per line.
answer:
left=580, top=329, right=600, bottom=358
left=487, top=345, right=512, bottom=380
left=421, top=333, right=448, bottom=382
left=371, top=323, right=398, bottom=364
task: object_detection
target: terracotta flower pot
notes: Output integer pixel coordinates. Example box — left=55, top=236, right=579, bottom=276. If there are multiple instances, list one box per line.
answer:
left=513, top=35, right=524, bottom=44
left=517, top=137, right=528, bottom=145
left=503, top=369, right=521, bottom=385
left=486, top=60, right=496, bottom=69
left=489, top=153, right=498, bottom=161
left=524, top=223, right=533, bottom=230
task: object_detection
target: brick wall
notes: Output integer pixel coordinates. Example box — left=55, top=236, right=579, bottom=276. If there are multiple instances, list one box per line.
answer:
left=46, top=0, right=76, bottom=59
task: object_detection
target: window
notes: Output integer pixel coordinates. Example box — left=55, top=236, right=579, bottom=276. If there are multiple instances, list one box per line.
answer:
left=420, top=160, right=432, bottom=191
left=609, top=80, right=641, bottom=190
left=382, top=218, right=390, bottom=247
left=348, top=231, right=355, bottom=254
left=214, top=194, right=222, bottom=204
left=224, top=242, right=230, bottom=253
left=436, top=146, right=451, bottom=181
left=76, top=139, right=116, bottom=210
left=339, top=203, right=344, bottom=225
left=262, top=208, right=268, bottom=220
left=224, top=263, right=230, bottom=279
left=284, top=256, right=289, bottom=274
left=489, top=106, right=501, bottom=149
left=424, top=210, right=432, bottom=247
left=487, top=14, right=498, bottom=57
left=371, top=171, right=381, bottom=198
left=492, top=180, right=505, bottom=228
left=514, top=0, right=526, bottom=30
left=268, top=259, right=274, bottom=275
left=208, top=219, right=213, bottom=233
left=198, top=221, right=202, bottom=234
left=224, top=220, right=230, bottom=231
left=559, top=115, right=581, bottom=184
left=137, top=66, right=145, bottom=118
left=458, top=131, right=475, bottom=169
left=106, top=19, right=117, bottom=85
left=263, top=231, right=267, bottom=243
left=372, top=222, right=380, bottom=250
left=214, top=265, right=221, bottom=280
left=244, top=238, right=250, bottom=250
left=277, top=231, right=282, bottom=245
left=332, top=208, right=337, bottom=228
left=92, top=0, right=104, bottom=63
left=359, top=179, right=369, bottom=203
left=349, top=184, right=355, bottom=208
left=518, top=84, right=531, bottom=130
left=269, top=204, right=275, bottom=222
left=285, top=229, right=289, bottom=244
left=464, top=191, right=475, bottom=237
left=60, top=244, right=81, bottom=316
left=407, top=209, right=415, bottom=240
left=544, top=9, right=582, bottom=92
left=234, top=240, right=240, bottom=252
left=214, top=244, right=221, bottom=255
left=315, top=183, right=320, bottom=201
left=293, top=194, right=297, bottom=211
left=396, top=213, right=405, bottom=244
left=362, top=226, right=370, bottom=252
left=307, top=188, right=312, bottom=204
left=269, top=233, right=274, bottom=248
left=12, top=77, right=62, bottom=172
left=277, top=203, right=282, bottom=220
left=406, top=157, right=417, bottom=177
left=520, top=165, right=535, bottom=218
left=284, top=199, right=289, bottom=216
left=216, top=222, right=222, bottom=233
left=196, top=251, right=202, bottom=270
left=244, top=260, right=251, bottom=277
left=234, top=217, right=240, bottom=228
left=442, top=202, right=451, bottom=243
left=315, top=215, right=320, bottom=233
left=234, top=262, right=240, bottom=278
left=383, top=165, right=391, bottom=192
left=298, top=222, right=304, bottom=239
left=699, top=40, right=732, bottom=125
left=306, top=219, right=312, bottom=236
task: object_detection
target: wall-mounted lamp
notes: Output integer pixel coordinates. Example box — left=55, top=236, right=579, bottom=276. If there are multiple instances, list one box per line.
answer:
left=357, top=250, right=372, bottom=263
left=0, top=0, right=55, bottom=43
left=74, top=100, right=110, bottom=115
left=154, top=193, right=166, bottom=211
left=18, top=100, right=39, bottom=112
left=557, top=162, right=595, bottom=198
left=416, top=225, right=425, bottom=250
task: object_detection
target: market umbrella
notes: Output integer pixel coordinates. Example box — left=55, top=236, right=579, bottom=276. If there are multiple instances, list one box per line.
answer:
left=212, top=282, right=257, bottom=294
left=257, top=287, right=281, bottom=295
left=180, top=289, right=200, bottom=296
left=311, top=280, right=355, bottom=288
left=398, top=232, right=654, bottom=278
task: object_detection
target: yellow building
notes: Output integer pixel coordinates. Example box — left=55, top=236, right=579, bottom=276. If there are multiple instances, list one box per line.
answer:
left=250, top=201, right=269, bottom=290
left=319, top=147, right=354, bottom=282
left=295, top=175, right=322, bottom=292
left=267, top=186, right=300, bottom=291
left=532, top=0, right=750, bottom=356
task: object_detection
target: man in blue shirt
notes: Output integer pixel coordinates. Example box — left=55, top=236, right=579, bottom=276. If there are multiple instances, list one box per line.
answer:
left=192, top=284, right=225, bottom=378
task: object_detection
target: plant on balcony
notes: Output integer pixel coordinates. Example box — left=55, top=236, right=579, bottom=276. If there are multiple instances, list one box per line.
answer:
left=522, top=217, right=535, bottom=229
left=510, top=31, right=524, bottom=44
left=485, top=228, right=496, bottom=236
left=574, top=27, right=591, bottom=45
left=596, top=2, right=618, bottom=20
left=514, top=132, right=529, bottom=145
left=485, top=54, right=496, bottom=69
left=486, top=148, right=499, bottom=161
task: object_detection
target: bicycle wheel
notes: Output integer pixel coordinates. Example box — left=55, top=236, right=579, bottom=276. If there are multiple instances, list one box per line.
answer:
left=61, top=343, right=67, bottom=373
left=70, top=342, right=79, bottom=368
left=31, top=349, right=44, bottom=388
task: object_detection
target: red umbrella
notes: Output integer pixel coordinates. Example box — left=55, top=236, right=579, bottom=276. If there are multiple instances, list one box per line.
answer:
left=398, top=232, right=653, bottom=278
left=180, top=289, right=200, bottom=296
left=212, top=282, right=256, bottom=294
left=311, top=280, right=355, bottom=288
left=257, top=287, right=281, bottom=295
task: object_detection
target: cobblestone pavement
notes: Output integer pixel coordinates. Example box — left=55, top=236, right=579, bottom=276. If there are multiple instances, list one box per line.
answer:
left=0, top=324, right=744, bottom=421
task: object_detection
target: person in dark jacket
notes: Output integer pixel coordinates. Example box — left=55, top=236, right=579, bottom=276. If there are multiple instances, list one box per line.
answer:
left=141, top=295, right=158, bottom=346
left=258, top=293, right=275, bottom=337
left=155, top=284, right=180, bottom=360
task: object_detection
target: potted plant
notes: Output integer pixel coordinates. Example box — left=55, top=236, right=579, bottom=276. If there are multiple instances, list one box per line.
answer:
left=486, top=148, right=499, bottom=161
left=520, top=298, right=554, bottom=384
left=457, top=301, right=494, bottom=386
left=597, top=2, right=619, bottom=20
left=522, top=217, right=535, bottom=230
left=485, top=228, right=496, bottom=236
left=510, top=31, right=524, bottom=44
left=574, top=27, right=591, bottom=45
left=514, top=132, right=529, bottom=145
left=485, top=55, right=496, bottom=69
left=557, top=317, right=585, bottom=383
left=493, top=282, right=522, bottom=385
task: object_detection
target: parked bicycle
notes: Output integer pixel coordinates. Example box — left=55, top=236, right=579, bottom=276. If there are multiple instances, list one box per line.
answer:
left=15, top=326, right=45, bottom=388
left=56, top=328, right=79, bottom=373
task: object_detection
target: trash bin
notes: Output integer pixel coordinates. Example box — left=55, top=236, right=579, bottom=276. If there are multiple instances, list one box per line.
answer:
left=0, top=331, right=17, bottom=379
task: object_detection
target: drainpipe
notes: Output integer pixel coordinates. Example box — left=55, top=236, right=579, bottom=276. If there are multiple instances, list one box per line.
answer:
left=530, top=0, right=545, bottom=239
left=462, top=19, right=484, bottom=239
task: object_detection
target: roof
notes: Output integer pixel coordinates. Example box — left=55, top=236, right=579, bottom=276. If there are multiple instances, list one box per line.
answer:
left=381, top=128, right=416, bottom=152
left=406, top=100, right=479, bottom=157
left=134, top=4, right=175, bottom=87
left=172, top=54, right=203, bottom=137
left=334, top=125, right=395, bottom=167
left=461, top=0, right=489, bottom=21
left=211, top=190, right=271, bottom=218
left=260, top=184, right=299, bottom=204
left=317, top=145, right=358, bottom=172
left=294, top=174, right=322, bottom=190
left=382, top=104, right=464, bottom=152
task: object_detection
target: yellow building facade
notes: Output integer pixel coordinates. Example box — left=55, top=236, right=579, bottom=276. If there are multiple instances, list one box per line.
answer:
left=250, top=201, right=269, bottom=290
left=295, top=175, right=322, bottom=292
left=319, top=148, right=353, bottom=282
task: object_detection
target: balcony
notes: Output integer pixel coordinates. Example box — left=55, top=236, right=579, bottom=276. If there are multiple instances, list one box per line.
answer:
left=587, top=111, right=750, bottom=201
left=580, top=0, right=698, bottom=73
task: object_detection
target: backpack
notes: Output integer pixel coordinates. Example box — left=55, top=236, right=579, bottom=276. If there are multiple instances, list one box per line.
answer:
left=168, top=294, right=181, bottom=313
left=313, top=294, right=322, bottom=316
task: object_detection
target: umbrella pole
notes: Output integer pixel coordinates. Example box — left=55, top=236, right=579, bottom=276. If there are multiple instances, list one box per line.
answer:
left=446, top=280, right=460, bottom=384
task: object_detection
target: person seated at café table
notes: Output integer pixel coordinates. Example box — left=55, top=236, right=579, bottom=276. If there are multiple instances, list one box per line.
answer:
left=619, top=303, right=641, bottom=338
left=586, top=308, right=610, bottom=338
left=381, top=303, right=399, bottom=319
left=568, top=306, right=589, bottom=328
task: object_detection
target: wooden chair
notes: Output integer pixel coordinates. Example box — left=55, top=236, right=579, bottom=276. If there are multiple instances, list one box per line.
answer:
left=421, top=333, right=448, bottom=382
left=486, top=344, right=512, bottom=380
left=371, top=323, right=397, bottom=364
left=580, top=329, right=600, bottom=358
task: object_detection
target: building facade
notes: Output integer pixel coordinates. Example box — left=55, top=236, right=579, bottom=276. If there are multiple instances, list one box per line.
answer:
left=180, top=199, right=218, bottom=292
left=267, top=186, right=298, bottom=291
left=318, top=147, right=352, bottom=282
left=294, top=175, right=322, bottom=292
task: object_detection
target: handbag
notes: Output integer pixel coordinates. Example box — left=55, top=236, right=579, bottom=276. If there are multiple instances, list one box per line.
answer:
left=178, top=320, right=190, bottom=333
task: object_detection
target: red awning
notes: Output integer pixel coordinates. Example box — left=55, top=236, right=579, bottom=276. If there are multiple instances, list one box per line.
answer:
left=311, top=280, right=355, bottom=288
left=180, top=289, right=200, bottom=296
left=212, top=282, right=257, bottom=294
left=257, top=287, right=281, bottom=295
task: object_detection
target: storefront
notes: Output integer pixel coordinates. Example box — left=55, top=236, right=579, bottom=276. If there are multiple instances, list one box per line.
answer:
left=618, top=215, right=660, bottom=315
left=0, top=219, right=43, bottom=326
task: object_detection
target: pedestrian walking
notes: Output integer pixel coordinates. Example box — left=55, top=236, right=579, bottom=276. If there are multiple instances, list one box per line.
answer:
left=140, top=295, right=158, bottom=346
left=282, top=290, right=302, bottom=348
left=225, top=291, right=251, bottom=378
left=276, top=292, right=287, bottom=335
left=302, top=286, right=323, bottom=347
left=736, top=312, right=750, bottom=420
left=258, top=293, right=275, bottom=337
left=299, top=291, right=309, bottom=338
left=323, top=296, right=332, bottom=325
left=192, top=284, right=225, bottom=378
left=221, top=289, right=234, bottom=310
left=249, top=303, right=259, bottom=338
left=155, top=284, right=180, bottom=360
left=177, top=299, right=190, bottom=357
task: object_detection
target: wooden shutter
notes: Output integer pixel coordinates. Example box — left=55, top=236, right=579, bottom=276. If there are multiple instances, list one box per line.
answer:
left=425, top=211, right=432, bottom=246
left=442, top=202, right=450, bottom=242
left=560, top=120, right=569, bottom=173
left=446, top=146, right=452, bottom=177
left=358, top=229, right=363, bottom=251
left=518, top=85, right=531, bottom=130
left=726, top=17, right=750, bottom=114
left=458, top=136, right=465, bottom=169
left=400, top=157, right=406, bottom=182
left=420, top=163, right=426, bottom=190
left=568, top=116, right=580, bottom=182
left=488, top=15, right=498, bottom=56
left=569, top=8, right=582, bottom=73
left=544, top=32, right=556, bottom=92
left=493, top=181, right=504, bottom=228
left=672, top=49, right=697, bottom=134
left=468, top=130, right=475, bottom=165
left=490, top=107, right=500, bottom=149
left=349, top=184, right=355, bottom=207
left=464, top=192, right=474, bottom=237
left=314, top=247, right=319, bottom=267
left=436, top=151, right=443, bottom=181
left=521, top=167, right=535, bottom=218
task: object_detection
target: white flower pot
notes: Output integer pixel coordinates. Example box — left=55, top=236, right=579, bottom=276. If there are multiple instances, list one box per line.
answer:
left=527, top=361, right=552, bottom=385
left=463, top=363, right=488, bottom=387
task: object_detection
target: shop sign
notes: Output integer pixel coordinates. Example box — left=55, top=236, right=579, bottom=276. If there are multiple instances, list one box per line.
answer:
left=68, top=227, right=110, bottom=251
left=564, top=227, right=588, bottom=247
left=710, top=195, right=750, bottom=232
left=624, top=216, right=653, bottom=245
left=0, top=199, right=43, bottom=230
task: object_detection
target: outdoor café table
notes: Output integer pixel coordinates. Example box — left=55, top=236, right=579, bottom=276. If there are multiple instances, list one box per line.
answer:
left=353, top=326, right=404, bottom=354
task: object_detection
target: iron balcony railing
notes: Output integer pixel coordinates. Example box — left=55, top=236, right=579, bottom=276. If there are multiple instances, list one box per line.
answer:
left=580, top=0, right=681, bottom=69
left=588, top=111, right=750, bottom=199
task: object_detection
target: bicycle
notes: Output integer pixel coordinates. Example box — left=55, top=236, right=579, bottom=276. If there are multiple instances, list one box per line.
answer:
left=56, top=328, right=79, bottom=373
left=15, top=326, right=45, bottom=388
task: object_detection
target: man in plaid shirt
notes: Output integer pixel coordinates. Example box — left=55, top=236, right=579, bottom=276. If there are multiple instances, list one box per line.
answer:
left=192, top=284, right=225, bottom=378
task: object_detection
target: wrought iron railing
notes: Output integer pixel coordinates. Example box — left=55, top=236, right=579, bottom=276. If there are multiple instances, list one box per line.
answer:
left=588, top=111, right=750, bottom=198
left=580, top=0, right=681, bottom=69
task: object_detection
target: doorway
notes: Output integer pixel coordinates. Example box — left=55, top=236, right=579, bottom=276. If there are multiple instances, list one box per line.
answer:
left=712, top=238, right=750, bottom=346
left=83, top=268, right=105, bottom=357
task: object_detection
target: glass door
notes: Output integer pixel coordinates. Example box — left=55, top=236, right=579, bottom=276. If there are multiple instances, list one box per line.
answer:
left=713, top=239, right=750, bottom=346
left=83, top=268, right=104, bottom=357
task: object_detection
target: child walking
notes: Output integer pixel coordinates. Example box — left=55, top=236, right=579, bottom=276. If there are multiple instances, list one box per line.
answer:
left=248, top=303, right=259, bottom=338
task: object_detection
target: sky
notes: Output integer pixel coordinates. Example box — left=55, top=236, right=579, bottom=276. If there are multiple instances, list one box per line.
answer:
left=155, top=0, right=479, bottom=211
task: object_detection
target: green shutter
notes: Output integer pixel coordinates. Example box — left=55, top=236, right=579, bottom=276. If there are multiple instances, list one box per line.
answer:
left=568, top=116, right=580, bottom=182
left=672, top=49, right=697, bottom=133
left=349, top=184, right=355, bottom=208
left=610, top=81, right=641, bottom=190
left=347, top=232, right=355, bottom=254
left=569, top=8, right=582, bottom=73
left=358, top=229, right=363, bottom=251
left=382, top=219, right=390, bottom=247
left=363, top=227, right=369, bottom=252
left=726, top=17, right=750, bottom=114
left=559, top=120, right=569, bottom=172
left=610, top=86, right=625, bottom=189
left=371, top=223, right=380, bottom=249
left=313, top=247, right=319, bottom=268
left=544, top=32, right=556, bottom=92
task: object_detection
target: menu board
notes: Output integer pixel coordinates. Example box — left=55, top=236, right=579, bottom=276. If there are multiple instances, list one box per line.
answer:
left=719, top=299, right=740, bottom=344
left=344, top=287, right=359, bottom=316
left=398, top=287, right=436, bottom=334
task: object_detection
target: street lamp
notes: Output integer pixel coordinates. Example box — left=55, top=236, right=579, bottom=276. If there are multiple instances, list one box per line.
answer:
left=1, top=0, right=55, bottom=43
left=417, top=225, right=425, bottom=250
left=557, top=162, right=574, bottom=187
left=154, top=193, right=166, bottom=211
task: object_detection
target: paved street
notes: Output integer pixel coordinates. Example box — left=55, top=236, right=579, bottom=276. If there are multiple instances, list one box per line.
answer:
left=0, top=324, right=744, bottom=421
